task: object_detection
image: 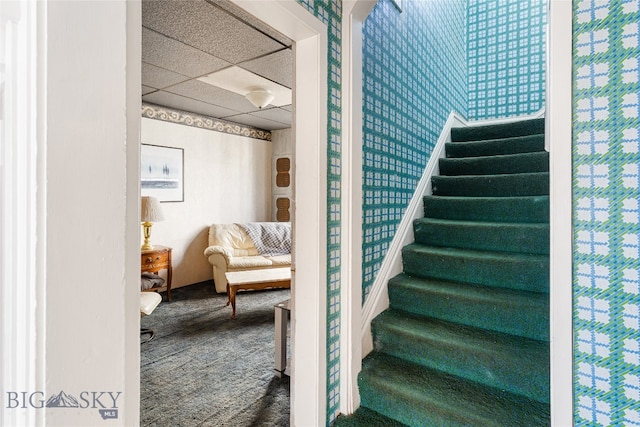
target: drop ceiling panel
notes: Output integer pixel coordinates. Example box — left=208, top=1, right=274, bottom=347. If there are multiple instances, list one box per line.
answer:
left=222, top=113, right=290, bottom=131
left=208, top=0, right=292, bottom=47
left=165, top=79, right=256, bottom=113
left=142, top=62, right=190, bottom=89
left=142, top=91, right=240, bottom=119
left=250, top=107, right=292, bottom=126
left=142, top=28, right=230, bottom=78
left=142, top=0, right=285, bottom=64
left=240, top=49, right=293, bottom=88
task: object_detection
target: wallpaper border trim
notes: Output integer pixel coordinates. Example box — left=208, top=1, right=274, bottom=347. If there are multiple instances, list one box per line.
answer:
left=141, top=103, right=272, bottom=141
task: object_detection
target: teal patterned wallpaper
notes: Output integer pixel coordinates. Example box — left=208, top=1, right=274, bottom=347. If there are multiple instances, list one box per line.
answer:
left=467, top=0, right=547, bottom=120
left=573, top=0, right=640, bottom=424
left=292, top=0, right=639, bottom=424
left=361, top=0, right=547, bottom=303
left=361, top=0, right=468, bottom=302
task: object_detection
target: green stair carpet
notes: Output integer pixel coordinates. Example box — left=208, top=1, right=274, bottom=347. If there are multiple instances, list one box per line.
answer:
left=438, top=151, right=549, bottom=176
left=445, top=134, right=545, bottom=158
left=388, top=274, right=549, bottom=342
left=413, top=218, right=549, bottom=255
left=334, top=117, right=550, bottom=426
left=431, top=172, right=549, bottom=197
left=422, top=195, right=549, bottom=224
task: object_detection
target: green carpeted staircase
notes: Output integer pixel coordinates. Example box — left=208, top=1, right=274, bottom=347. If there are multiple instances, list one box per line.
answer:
left=335, top=117, right=550, bottom=426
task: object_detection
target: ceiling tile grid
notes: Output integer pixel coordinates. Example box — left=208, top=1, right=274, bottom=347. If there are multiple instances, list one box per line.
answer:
left=142, top=91, right=240, bottom=119
left=141, top=0, right=293, bottom=131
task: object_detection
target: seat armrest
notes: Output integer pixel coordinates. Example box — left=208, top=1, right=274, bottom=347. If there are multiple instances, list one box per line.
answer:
left=140, top=291, right=162, bottom=316
left=204, top=245, right=233, bottom=262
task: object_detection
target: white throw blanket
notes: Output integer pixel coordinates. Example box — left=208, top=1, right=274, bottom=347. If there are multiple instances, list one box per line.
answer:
left=237, top=222, right=291, bottom=257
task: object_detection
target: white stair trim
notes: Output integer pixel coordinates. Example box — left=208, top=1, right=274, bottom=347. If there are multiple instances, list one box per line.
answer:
left=360, top=108, right=546, bottom=356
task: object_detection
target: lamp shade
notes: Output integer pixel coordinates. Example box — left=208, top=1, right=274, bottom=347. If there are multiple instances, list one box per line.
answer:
left=141, top=196, right=165, bottom=222
left=245, top=89, right=274, bottom=109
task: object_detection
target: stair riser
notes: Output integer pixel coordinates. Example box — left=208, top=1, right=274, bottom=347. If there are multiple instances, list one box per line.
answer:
left=332, top=407, right=408, bottom=427
left=388, top=276, right=549, bottom=341
left=358, top=381, right=549, bottom=427
left=359, top=384, right=452, bottom=427
left=372, top=313, right=550, bottom=403
left=414, top=219, right=549, bottom=255
left=446, top=134, right=545, bottom=158
left=359, top=353, right=550, bottom=427
left=439, top=152, right=549, bottom=176
left=451, top=118, right=545, bottom=142
left=358, top=380, right=471, bottom=427
left=402, top=245, right=549, bottom=293
left=432, top=173, right=549, bottom=197
left=423, top=195, right=550, bottom=223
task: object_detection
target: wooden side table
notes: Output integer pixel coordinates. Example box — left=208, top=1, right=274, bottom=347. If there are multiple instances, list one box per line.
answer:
left=141, top=245, right=172, bottom=301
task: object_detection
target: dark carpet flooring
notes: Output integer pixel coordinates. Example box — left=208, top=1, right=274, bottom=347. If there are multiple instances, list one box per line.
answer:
left=140, top=281, right=291, bottom=427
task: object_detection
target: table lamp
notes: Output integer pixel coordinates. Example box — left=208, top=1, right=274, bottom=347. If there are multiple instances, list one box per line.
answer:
left=141, top=196, right=165, bottom=250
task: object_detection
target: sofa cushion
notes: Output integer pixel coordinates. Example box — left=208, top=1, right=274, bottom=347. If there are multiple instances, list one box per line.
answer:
left=228, top=256, right=273, bottom=269
left=209, top=224, right=255, bottom=252
left=267, top=254, right=292, bottom=266
left=232, top=247, right=260, bottom=257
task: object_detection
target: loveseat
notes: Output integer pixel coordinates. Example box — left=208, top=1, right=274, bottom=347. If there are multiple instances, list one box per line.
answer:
left=204, top=222, right=292, bottom=293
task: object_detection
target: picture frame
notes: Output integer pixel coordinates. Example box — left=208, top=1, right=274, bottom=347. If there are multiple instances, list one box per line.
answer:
left=141, top=144, right=184, bottom=202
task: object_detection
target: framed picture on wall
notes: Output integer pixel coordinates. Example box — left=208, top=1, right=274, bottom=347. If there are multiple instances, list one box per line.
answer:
left=141, top=144, right=184, bottom=202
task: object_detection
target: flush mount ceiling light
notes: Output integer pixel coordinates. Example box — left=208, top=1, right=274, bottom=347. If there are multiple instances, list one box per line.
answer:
left=245, top=88, right=275, bottom=109
left=197, top=66, right=292, bottom=107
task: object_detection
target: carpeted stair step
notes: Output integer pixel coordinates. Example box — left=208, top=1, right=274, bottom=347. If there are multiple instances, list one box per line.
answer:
left=439, top=151, right=549, bottom=176
left=445, top=134, right=545, bottom=158
left=372, top=310, right=550, bottom=403
left=388, top=274, right=549, bottom=341
left=358, top=352, right=550, bottom=427
left=332, top=406, right=409, bottom=427
left=432, top=172, right=549, bottom=197
left=414, top=218, right=549, bottom=255
left=402, top=243, right=549, bottom=293
left=423, top=195, right=550, bottom=223
left=451, top=118, right=545, bottom=142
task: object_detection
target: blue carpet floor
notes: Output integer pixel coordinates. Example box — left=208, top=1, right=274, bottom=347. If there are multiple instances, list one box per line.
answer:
left=140, top=282, right=291, bottom=426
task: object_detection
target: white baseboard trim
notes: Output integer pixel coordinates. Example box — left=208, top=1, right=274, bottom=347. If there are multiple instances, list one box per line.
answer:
left=360, top=107, right=547, bottom=356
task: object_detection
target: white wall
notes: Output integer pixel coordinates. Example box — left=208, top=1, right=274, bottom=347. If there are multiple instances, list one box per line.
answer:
left=8, top=1, right=324, bottom=426
left=141, top=118, right=273, bottom=288
left=44, top=1, right=140, bottom=425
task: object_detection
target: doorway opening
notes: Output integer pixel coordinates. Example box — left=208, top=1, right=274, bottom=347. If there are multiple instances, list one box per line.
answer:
left=132, top=1, right=328, bottom=425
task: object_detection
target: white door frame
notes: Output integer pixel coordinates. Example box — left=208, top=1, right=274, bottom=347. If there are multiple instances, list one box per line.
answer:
left=547, top=0, right=573, bottom=425
left=224, top=2, right=329, bottom=426
left=340, top=0, right=377, bottom=415
left=126, top=1, right=143, bottom=424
